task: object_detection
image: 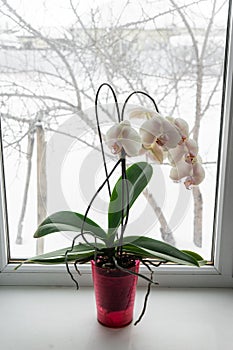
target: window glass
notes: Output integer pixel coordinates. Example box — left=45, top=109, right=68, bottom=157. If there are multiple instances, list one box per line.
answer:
left=0, top=0, right=229, bottom=261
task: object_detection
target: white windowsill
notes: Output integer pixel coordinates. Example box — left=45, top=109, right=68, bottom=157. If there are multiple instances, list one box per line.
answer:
left=0, top=286, right=232, bottom=350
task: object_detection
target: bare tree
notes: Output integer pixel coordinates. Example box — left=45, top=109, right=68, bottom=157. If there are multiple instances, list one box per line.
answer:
left=0, top=0, right=226, bottom=254
left=170, top=0, right=225, bottom=246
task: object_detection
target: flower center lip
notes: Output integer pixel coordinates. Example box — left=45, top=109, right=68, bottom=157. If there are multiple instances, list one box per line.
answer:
left=178, top=136, right=187, bottom=145
left=156, top=139, right=164, bottom=146
left=185, top=153, right=197, bottom=164
left=156, top=134, right=168, bottom=147
left=111, top=143, right=121, bottom=154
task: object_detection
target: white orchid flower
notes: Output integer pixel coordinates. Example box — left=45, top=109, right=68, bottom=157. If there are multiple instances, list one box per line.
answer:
left=139, top=116, right=181, bottom=163
left=170, top=159, right=205, bottom=189
left=168, top=138, right=198, bottom=165
left=105, top=120, right=141, bottom=157
left=168, top=117, right=198, bottom=166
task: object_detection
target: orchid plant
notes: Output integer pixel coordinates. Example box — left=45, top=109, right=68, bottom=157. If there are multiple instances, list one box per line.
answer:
left=18, top=84, right=206, bottom=290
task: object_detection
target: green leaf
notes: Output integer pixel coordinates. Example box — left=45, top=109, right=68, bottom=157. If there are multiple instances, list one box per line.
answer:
left=122, top=244, right=166, bottom=260
left=182, top=250, right=206, bottom=266
left=19, top=243, right=105, bottom=266
left=34, top=211, right=107, bottom=241
left=121, top=236, right=201, bottom=266
left=108, top=162, right=153, bottom=243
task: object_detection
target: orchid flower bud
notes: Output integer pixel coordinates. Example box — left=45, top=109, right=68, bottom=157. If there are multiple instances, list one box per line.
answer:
left=170, top=159, right=205, bottom=188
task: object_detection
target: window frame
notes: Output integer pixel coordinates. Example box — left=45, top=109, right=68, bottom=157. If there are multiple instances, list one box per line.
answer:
left=0, top=2, right=233, bottom=287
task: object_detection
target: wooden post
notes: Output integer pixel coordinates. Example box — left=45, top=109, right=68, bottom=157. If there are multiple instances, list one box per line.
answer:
left=36, top=123, right=47, bottom=255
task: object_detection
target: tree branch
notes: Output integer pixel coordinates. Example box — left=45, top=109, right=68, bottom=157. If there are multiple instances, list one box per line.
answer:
left=16, top=126, right=35, bottom=244
left=143, top=188, right=176, bottom=245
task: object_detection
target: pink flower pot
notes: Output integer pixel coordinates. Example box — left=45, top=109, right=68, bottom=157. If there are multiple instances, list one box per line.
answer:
left=91, top=260, right=140, bottom=328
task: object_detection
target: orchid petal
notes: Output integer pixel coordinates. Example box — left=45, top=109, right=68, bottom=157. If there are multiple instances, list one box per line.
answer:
left=140, top=117, right=162, bottom=139
left=174, top=118, right=189, bottom=138
left=170, top=161, right=192, bottom=181
left=128, top=107, right=160, bottom=120
left=120, top=125, right=142, bottom=156
left=192, top=163, right=205, bottom=185
left=105, top=124, right=122, bottom=153
left=168, top=143, right=188, bottom=165
left=159, top=117, right=181, bottom=148
left=105, top=123, right=121, bottom=142
left=186, top=139, right=198, bottom=156
left=140, top=129, right=156, bottom=147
